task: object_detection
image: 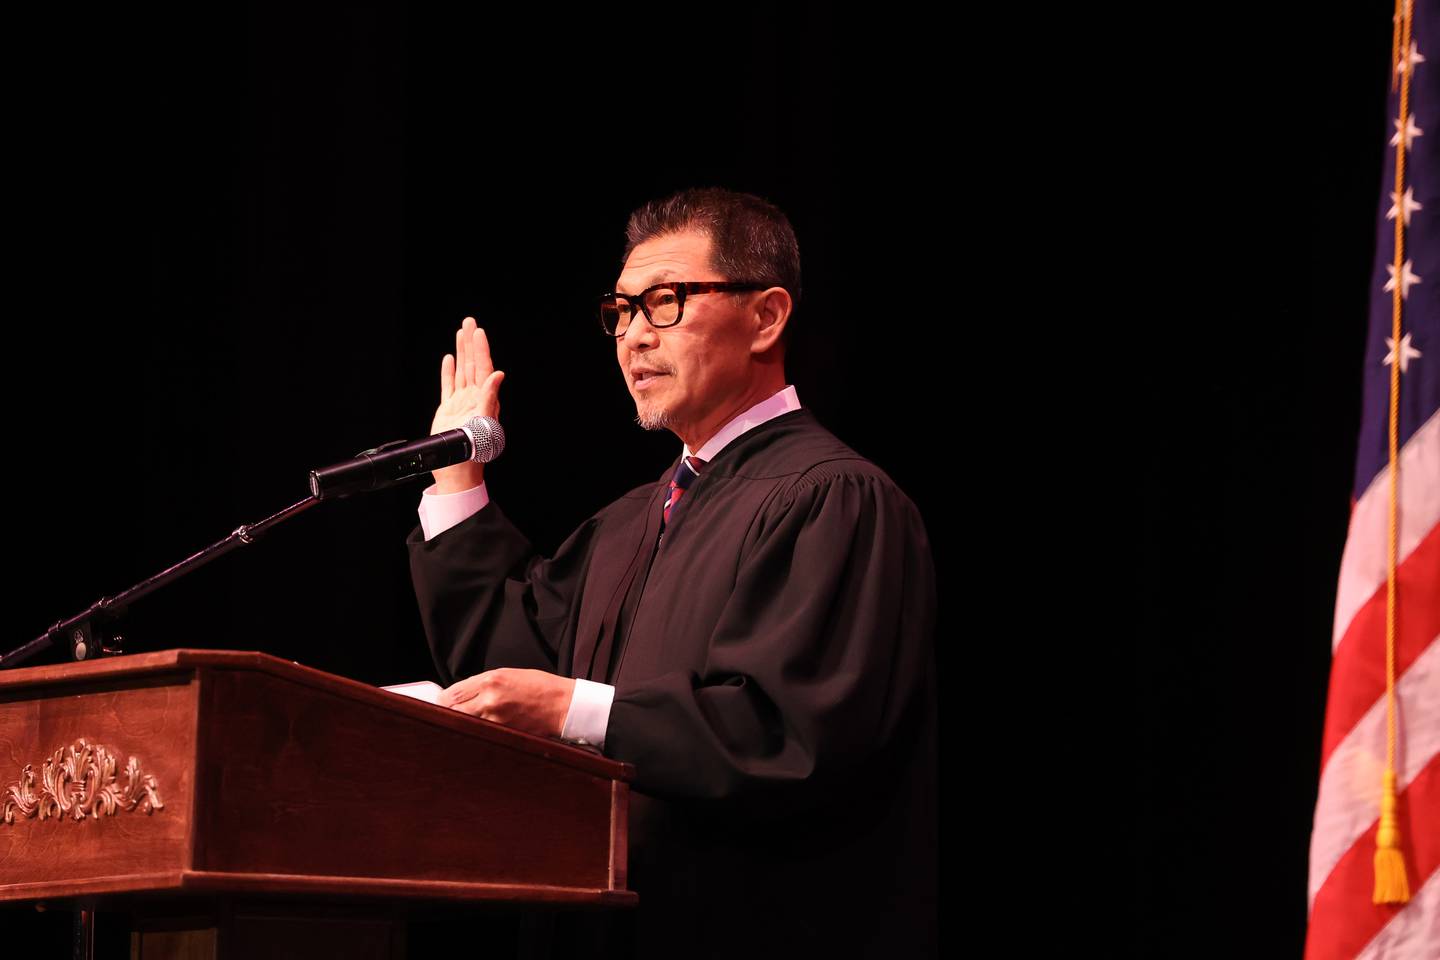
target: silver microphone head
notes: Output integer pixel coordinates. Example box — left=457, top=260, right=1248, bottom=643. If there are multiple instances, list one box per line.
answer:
left=462, top=416, right=506, bottom=463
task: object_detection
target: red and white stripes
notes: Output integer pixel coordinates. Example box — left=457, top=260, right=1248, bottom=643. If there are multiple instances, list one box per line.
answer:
left=1307, top=410, right=1440, bottom=959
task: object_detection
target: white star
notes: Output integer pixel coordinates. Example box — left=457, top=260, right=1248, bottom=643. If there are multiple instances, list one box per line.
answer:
left=1384, top=259, right=1422, bottom=298
left=1383, top=332, right=1423, bottom=373
left=1395, top=41, right=1426, bottom=78
left=1392, top=114, right=1425, bottom=149
left=1388, top=186, right=1424, bottom=224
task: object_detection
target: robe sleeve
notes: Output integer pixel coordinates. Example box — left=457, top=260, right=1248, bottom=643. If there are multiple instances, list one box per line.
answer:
left=406, top=502, right=597, bottom=686
left=603, top=464, right=937, bottom=812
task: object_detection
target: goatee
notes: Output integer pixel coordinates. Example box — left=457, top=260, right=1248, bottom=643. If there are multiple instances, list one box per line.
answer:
left=634, top=406, right=674, bottom=431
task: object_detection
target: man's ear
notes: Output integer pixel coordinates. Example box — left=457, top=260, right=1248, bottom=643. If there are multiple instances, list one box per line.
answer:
left=751, top=287, right=792, bottom=354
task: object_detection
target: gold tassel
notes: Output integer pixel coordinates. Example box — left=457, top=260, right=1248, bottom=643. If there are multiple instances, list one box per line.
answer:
left=1373, top=770, right=1411, bottom=904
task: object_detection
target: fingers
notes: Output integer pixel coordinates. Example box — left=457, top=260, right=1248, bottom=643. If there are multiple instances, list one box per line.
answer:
left=484, top=369, right=505, bottom=419
left=441, top=671, right=498, bottom=722
left=439, top=353, right=455, bottom=401
left=439, top=673, right=483, bottom=707
left=461, top=317, right=478, bottom=391
left=455, top=319, right=471, bottom=390
left=471, top=325, right=494, bottom=379
left=447, top=317, right=493, bottom=394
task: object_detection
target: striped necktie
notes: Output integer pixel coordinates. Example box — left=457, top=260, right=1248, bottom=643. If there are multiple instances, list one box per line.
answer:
left=663, top=455, right=706, bottom=528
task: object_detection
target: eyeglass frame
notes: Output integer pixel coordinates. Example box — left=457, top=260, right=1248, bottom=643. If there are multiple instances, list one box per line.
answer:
left=598, top=280, right=769, bottom=338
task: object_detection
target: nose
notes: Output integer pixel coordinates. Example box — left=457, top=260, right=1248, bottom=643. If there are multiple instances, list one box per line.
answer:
left=619, top=310, right=659, bottom=352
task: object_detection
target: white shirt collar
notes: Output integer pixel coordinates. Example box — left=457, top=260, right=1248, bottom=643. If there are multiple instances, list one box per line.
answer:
left=683, top=385, right=802, bottom=464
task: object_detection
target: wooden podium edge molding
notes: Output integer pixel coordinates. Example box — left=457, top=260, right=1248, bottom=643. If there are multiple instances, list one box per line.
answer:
left=0, top=871, right=638, bottom=906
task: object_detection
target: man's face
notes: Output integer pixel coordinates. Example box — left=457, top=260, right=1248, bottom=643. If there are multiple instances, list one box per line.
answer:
left=614, top=229, right=758, bottom=444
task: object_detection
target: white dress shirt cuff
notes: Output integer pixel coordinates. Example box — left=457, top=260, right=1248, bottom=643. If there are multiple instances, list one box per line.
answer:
left=561, top=679, right=615, bottom=749
left=417, top=482, right=490, bottom=541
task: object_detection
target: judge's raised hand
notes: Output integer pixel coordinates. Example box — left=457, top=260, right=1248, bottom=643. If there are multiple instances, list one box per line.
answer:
left=437, top=668, right=576, bottom=740
left=431, top=316, right=505, bottom=494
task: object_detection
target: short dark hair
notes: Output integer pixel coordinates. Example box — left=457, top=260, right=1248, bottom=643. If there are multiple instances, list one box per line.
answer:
left=623, top=187, right=802, bottom=315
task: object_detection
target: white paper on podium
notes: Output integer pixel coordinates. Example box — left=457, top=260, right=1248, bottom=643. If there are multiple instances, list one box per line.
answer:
left=381, top=680, right=445, bottom=705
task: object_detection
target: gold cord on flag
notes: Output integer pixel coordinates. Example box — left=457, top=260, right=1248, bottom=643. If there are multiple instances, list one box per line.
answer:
left=1393, top=0, right=1405, bottom=89
left=1376, top=0, right=1415, bottom=907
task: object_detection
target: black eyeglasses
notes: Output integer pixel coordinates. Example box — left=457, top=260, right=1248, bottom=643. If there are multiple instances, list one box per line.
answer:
left=598, top=281, right=766, bottom=337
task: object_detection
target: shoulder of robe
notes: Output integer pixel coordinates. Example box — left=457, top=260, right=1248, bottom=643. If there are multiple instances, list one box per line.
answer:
left=787, top=454, right=915, bottom=508
left=753, top=454, right=929, bottom=547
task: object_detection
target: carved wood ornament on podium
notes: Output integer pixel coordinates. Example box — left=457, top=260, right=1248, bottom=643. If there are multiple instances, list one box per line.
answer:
left=3, top=738, right=164, bottom=825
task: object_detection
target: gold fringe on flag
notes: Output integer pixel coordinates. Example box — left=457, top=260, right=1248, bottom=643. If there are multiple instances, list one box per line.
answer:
left=1374, top=771, right=1411, bottom=903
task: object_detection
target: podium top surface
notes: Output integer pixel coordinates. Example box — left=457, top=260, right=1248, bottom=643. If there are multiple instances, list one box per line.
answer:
left=0, top=648, right=631, bottom=783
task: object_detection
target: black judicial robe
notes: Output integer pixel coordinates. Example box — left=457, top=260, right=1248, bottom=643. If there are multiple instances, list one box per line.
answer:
left=408, top=408, right=938, bottom=957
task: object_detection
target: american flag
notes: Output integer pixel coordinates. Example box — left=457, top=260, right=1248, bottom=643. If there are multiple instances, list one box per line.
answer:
left=1305, top=2, right=1440, bottom=957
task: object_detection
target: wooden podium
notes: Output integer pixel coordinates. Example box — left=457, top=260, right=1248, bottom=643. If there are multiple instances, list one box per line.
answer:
left=0, top=650, right=635, bottom=958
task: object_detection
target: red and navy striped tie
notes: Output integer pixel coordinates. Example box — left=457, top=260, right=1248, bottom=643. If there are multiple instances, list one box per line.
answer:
left=662, top=455, right=706, bottom=528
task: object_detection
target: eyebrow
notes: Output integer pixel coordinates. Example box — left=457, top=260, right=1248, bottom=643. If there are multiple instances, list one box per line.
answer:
left=617, top=270, right=677, bottom=297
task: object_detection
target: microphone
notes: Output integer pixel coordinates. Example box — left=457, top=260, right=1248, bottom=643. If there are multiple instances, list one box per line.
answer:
left=308, top=416, right=506, bottom=500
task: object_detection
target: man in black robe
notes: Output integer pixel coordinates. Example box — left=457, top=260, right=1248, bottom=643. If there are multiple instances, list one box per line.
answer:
left=408, top=189, right=937, bottom=957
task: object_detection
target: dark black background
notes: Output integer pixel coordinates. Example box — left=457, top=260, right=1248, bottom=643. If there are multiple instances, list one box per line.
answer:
left=0, top=3, right=1406, bottom=957
left=5, top=4, right=968, bottom=956
left=1135, top=10, right=1400, bottom=958
left=7, top=3, right=958, bottom=683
